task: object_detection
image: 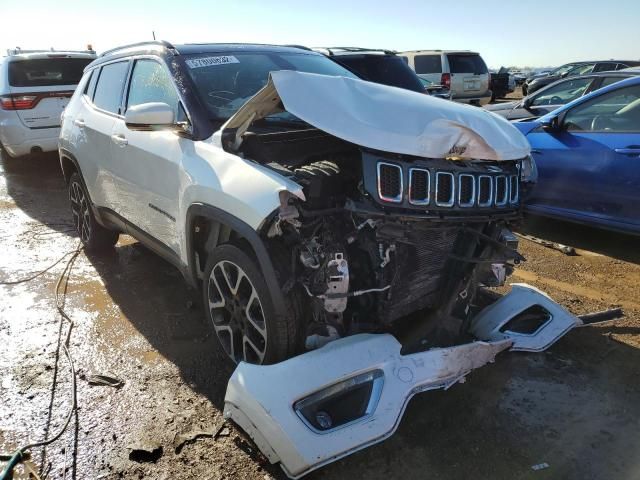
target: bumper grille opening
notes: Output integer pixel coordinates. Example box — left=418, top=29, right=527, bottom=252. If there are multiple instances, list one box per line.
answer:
left=377, top=162, right=403, bottom=203
left=435, top=172, right=454, bottom=206
left=458, top=174, right=475, bottom=207
left=409, top=168, right=430, bottom=205
left=495, top=175, right=508, bottom=206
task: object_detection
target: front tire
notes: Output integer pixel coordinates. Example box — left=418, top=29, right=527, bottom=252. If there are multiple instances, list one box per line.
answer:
left=203, top=244, right=295, bottom=365
left=68, top=172, right=119, bottom=251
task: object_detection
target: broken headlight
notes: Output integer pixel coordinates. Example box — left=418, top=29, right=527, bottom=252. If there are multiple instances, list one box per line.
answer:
left=520, top=154, right=538, bottom=183
left=293, top=370, right=384, bottom=433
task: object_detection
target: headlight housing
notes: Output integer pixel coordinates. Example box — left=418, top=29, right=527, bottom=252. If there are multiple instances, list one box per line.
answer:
left=293, top=370, right=384, bottom=433
left=520, top=154, right=538, bottom=183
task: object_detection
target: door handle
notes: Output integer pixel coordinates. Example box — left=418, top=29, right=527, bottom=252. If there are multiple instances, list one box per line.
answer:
left=614, top=147, right=640, bottom=156
left=73, top=119, right=85, bottom=127
left=111, top=134, right=128, bottom=146
left=530, top=149, right=542, bottom=154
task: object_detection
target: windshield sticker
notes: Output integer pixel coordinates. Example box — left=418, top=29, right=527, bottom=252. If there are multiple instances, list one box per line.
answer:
left=185, top=55, right=240, bottom=69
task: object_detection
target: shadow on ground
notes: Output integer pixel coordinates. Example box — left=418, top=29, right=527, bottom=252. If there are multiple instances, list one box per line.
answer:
left=522, top=214, right=640, bottom=265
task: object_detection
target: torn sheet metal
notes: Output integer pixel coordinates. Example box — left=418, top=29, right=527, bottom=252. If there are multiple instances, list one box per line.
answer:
left=224, top=334, right=512, bottom=478
left=221, top=70, right=531, bottom=161
left=470, top=283, right=581, bottom=352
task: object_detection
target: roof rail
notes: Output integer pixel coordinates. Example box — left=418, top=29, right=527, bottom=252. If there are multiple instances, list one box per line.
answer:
left=6, top=47, right=96, bottom=56
left=281, top=44, right=313, bottom=51
left=320, top=47, right=397, bottom=56
left=99, top=40, right=175, bottom=57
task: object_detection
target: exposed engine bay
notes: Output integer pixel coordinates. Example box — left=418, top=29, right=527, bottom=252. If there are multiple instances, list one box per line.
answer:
left=236, top=125, right=527, bottom=351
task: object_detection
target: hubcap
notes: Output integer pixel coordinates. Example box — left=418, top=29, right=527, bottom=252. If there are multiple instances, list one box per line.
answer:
left=207, top=260, right=267, bottom=364
left=69, top=181, right=91, bottom=243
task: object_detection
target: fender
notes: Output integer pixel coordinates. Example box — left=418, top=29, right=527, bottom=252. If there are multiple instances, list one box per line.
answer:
left=186, top=203, right=286, bottom=315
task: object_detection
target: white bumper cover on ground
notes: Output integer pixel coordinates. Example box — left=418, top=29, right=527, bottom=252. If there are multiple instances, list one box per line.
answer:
left=224, top=284, right=585, bottom=478
left=224, top=335, right=512, bottom=478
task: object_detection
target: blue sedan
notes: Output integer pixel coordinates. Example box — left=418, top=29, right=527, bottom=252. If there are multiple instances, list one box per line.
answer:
left=514, top=76, right=640, bottom=235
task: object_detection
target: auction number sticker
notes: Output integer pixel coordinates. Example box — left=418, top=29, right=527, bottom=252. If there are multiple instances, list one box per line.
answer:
left=185, top=55, right=240, bottom=68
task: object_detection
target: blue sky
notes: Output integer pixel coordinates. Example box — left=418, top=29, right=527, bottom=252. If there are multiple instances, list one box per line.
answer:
left=1, top=0, right=638, bottom=67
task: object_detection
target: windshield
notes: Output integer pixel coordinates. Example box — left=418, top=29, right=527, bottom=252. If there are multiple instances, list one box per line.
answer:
left=549, top=64, right=579, bottom=76
left=184, top=52, right=357, bottom=121
left=335, top=55, right=425, bottom=93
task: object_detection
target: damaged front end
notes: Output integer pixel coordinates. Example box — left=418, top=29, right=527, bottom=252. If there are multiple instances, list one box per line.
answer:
left=218, top=70, right=535, bottom=353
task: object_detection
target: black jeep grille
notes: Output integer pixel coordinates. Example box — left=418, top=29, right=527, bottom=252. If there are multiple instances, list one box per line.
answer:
left=377, top=163, right=402, bottom=202
left=409, top=169, right=429, bottom=204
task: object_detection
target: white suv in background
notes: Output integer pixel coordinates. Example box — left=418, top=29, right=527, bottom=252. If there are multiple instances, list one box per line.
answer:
left=0, top=48, right=95, bottom=158
left=400, top=50, right=492, bottom=106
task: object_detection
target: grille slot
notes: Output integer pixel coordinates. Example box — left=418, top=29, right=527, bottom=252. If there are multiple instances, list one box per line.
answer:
left=377, top=162, right=403, bottom=203
left=409, top=168, right=430, bottom=205
left=478, top=175, right=493, bottom=207
left=495, top=175, right=508, bottom=206
left=458, top=174, right=475, bottom=207
left=435, top=172, right=455, bottom=207
left=509, top=175, right=519, bottom=204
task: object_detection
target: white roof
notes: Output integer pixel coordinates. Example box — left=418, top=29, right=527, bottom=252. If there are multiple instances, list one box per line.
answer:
left=224, top=70, right=531, bottom=161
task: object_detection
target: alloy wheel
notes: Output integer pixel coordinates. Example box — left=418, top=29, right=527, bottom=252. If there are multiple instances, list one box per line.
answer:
left=69, top=180, right=91, bottom=243
left=207, top=260, right=268, bottom=364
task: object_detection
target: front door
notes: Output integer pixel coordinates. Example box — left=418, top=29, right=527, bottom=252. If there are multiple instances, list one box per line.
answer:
left=526, top=83, right=640, bottom=229
left=109, top=58, right=184, bottom=254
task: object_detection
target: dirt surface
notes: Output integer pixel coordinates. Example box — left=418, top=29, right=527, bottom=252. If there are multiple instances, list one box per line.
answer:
left=1, top=154, right=639, bottom=480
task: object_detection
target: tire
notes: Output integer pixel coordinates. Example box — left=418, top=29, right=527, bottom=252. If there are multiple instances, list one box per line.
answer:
left=68, top=172, right=119, bottom=251
left=203, top=244, right=297, bottom=365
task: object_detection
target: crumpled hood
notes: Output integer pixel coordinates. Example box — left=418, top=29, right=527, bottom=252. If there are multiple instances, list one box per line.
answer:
left=222, top=70, right=530, bottom=161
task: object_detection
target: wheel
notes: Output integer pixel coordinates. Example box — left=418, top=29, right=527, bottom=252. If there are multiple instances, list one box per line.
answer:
left=68, top=172, right=119, bottom=251
left=203, top=244, right=297, bottom=365
left=522, top=84, right=528, bottom=96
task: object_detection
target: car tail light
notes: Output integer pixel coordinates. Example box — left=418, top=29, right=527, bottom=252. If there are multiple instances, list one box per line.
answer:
left=0, top=95, right=38, bottom=110
left=440, top=73, right=451, bottom=89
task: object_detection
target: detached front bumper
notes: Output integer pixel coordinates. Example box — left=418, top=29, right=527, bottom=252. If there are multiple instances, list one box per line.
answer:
left=224, top=284, right=594, bottom=478
left=225, top=335, right=512, bottom=479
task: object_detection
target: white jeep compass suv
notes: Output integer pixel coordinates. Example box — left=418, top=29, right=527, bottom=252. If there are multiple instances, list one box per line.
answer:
left=59, top=41, right=534, bottom=365
left=1, top=48, right=96, bottom=158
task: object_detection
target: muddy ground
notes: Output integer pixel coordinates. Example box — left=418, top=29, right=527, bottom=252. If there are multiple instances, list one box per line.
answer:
left=1, top=153, right=639, bottom=480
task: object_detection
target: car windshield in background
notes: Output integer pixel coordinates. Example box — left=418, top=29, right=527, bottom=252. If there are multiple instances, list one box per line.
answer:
left=184, top=52, right=357, bottom=121
left=8, top=58, right=93, bottom=87
left=335, top=55, right=424, bottom=93
left=549, top=64, right=579, bottom=77
left=447, top=54, right=487, bottom=74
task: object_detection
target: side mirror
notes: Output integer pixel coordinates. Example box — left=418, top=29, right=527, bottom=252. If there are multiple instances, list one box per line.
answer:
left=560, top=72, right=569, bottom=79
left=125, top=102, right=175, bottom=130
left=521, top=97, right=531, bottom=109
left=540, top=111, right=566, bottom=132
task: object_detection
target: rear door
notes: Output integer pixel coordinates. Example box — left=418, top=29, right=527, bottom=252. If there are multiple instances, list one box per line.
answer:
left=83, top=60, right=131, bottom=209
left=7, top=56, right=92, bottom=128
left=110, top=58, right=184, bottom=253
left=446, top=53, right=489, bottom=97
left=526, top=83, right=640, bottom=230
left=412, top=54, right=442, bottom=84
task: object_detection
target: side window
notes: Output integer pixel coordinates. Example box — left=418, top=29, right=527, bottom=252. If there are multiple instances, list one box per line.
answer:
left=83, top=69, right=99, bottom=100
left=414, top=55, right=442, bottom=74
left=93, top=61, right=130, bottom=114
left=593, top=62, right=618, bottom=73
left=126, top=59, right=180, bottom=116
left=564, top=84, right=640, bottom=132
left=599, top=76, right=625, bottom=88
left=530, top=77, right=593, bottom=107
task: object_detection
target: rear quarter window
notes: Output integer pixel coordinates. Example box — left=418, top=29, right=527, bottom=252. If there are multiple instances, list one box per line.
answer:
left=447, top=54, right=488, bottom=74
left=8, top=58, right=93, bottom=87
left=414, top=55, right=442, bottom=74
left=92, top=61, right=130, bottom=114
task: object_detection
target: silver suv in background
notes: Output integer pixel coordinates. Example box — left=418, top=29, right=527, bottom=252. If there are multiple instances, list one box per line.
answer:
left=400, top=50, right=491, bottom=106
left=0, top=48, right=95, bottom=158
